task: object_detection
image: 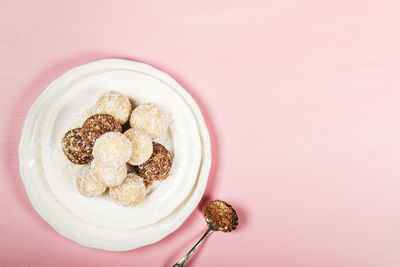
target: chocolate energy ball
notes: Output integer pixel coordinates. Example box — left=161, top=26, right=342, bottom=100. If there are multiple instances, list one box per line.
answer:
left=61, top=128, right=93, bottom=164
left=134, top=142, right=173, bottom=187
left=80, top=113, right=122, bottom=147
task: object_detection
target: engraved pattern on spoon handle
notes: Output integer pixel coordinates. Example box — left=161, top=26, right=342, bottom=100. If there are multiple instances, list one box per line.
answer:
left=172, top=227, right=214, bottom=267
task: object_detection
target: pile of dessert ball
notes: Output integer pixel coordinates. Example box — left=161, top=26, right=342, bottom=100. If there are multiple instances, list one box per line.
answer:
left=61, top=91, right=173, bottom=207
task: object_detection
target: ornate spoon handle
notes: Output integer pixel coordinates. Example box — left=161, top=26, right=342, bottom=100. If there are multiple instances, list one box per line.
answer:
left=172, top=227, right=214, bottom=267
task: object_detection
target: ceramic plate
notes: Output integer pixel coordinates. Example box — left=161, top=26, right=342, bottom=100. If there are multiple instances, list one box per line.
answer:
left=18, top=59, right=211, bottom=250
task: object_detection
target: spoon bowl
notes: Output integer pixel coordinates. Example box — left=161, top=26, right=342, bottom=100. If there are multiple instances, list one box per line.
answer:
left=172, top=200, right=238, bottom=267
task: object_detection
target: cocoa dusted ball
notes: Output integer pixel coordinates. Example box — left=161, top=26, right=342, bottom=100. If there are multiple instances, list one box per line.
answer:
left=61, top=128, right=93, bottom=164
left=80, top=114, right=122, bottom=147
left=134, top=142, right=173, bottom=187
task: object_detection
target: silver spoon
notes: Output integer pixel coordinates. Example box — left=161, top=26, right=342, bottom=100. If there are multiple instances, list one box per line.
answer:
left=172, top=200, right=238, bottom=267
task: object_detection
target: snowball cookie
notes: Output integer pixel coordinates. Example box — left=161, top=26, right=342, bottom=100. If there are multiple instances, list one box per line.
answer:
left=92, top=132, right=132, bottom=167
left=134, top=142, right=173, bottom=187
left=110, top=173, right=146, bottom=206
left=129, top=103, right=169, bottom=139
left=124, top=128, right=153, bottom=165
left=76, top=166, right=107, bottom=197
left=91, top=160, right=127, bottom=187
left=81, top=114, right=122, bottom=147
left=94, top=91, right=132, bottom=124
left=61, top=128, right=92, bottom=164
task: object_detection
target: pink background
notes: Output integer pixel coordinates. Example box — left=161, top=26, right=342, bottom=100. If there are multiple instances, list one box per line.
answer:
left=1, top=0, right=400, bottom=266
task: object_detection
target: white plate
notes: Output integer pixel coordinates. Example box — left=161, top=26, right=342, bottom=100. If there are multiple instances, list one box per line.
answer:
left=18, top=59, right=211, bottom=251
left=41, top=69, right=201, bottom=230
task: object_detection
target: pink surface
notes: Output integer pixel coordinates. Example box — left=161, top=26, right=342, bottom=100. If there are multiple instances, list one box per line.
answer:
left=1, top=0, right=400, bottom=266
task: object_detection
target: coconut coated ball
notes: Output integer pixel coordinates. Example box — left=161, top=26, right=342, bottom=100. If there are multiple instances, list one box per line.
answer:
left=92, top=132, right=132, bottom=167
left=91, top=160, right=127, bottom=187
left=129, top=103, right=169, bottom=139
left=110, top=173, right=146, bottom=206
left=94, top=91, right=132, bottom=124
left=76, top=166, right=107, bottom=197
left=124, top=128, right=153, bottom=165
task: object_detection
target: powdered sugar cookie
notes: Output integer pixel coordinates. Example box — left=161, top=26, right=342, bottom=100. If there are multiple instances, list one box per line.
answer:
left=76, top=166, right=107, bottom=197
left=124, top=128, right=153, bottom=165
left=92, top=132, right=132, bottom=167
left=129, top=103, right=169, bottom=139
left=110, top=173, right=146, bottom=206
left=94, top=91, right=131, bottom=124
left=91, top=160, right=127, bottom=187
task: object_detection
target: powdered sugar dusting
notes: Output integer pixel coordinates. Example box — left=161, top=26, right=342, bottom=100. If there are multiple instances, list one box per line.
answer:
left=124, top=127, right=153, bottom=165
left=94, top=91, right=132, bottom=124
left=110, top=173, right=146, bottom=206
left=58, top=91, right=176, bottom=209
left=129, top=103, right=169, bottom=139
left=92, top=132, right=132, bottom=168
left=90, top=161, right=127, bottom=187
left=76, top=166, right=107, bottom=197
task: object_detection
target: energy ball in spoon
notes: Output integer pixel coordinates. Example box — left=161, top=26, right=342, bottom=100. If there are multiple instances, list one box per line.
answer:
left=76, top=166, right=107, bottom=197
left=129, top=103, right=169, bottom=139
left=94, top=91, right=132, bottom=124
left=124, top=127, right=153, bottom=165
left=92, top=132, right=132, bottom=168
left=110, top=173, right=146, bottom=206
left=90, top=160, right=127, bottom=187
left=81, top=114, right=122, bottom=148
left=204, top=200, right=238, bottom=232
left=172, top=200, right=238, bottom=266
